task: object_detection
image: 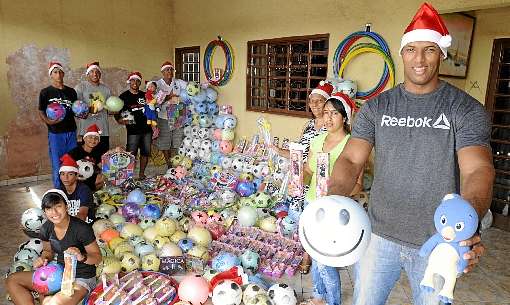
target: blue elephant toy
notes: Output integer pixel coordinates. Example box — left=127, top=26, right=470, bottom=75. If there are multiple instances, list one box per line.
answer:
left=419, top=193, right=479, bottom=303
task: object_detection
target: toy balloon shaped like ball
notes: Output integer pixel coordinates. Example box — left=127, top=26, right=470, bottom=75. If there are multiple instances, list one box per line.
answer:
left=178, top=274, right=210, bottom=305
left=237, top=206, right=258, bottom=227
left=299, top=195, right=371, bottom=267
left=211, top=251, right=241, bottom=272
left=46, top=102, right=66, bottom=122
left=32, top=262, right=64, bottom=295
left=71, top=100, right=89, bottom=119
left=236, top=181, right=256, bottom=197
left=121, top=202, right=141, bottom=220
left=126, top=188, right=146, bottom=204
left=336, top=79, right=358, bottom=99
left=186, top=81, right=201, bottom=97
left=141, top=204, right=161, bottom=219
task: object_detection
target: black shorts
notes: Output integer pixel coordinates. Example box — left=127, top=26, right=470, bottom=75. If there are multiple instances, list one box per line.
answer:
left=126, top=133, right=151, bottom=157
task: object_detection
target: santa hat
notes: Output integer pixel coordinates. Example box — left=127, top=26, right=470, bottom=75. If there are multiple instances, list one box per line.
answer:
left=400, top=2, right=451, bottom=58
left=310, top=81, right=334, bottom=100
left=83, top=124, right=102, bottom=138
left=327, top=92, right=357, bottom=125
left=48, top=61, right=63, bottom=76
left=160, top=61, right=174, bottom=72
left=86, top=61, right=101, bottom=75
left=126, top=71, right=142, bottom=83
left=59, top=154, right=78, bottom=173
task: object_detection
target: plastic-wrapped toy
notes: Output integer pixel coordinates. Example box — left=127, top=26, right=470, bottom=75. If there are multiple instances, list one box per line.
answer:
left=316, top=152, right=329, bottom=198
left=419, top=194, right=479, bottom=303
left=288, top=143, right=304, bottom=197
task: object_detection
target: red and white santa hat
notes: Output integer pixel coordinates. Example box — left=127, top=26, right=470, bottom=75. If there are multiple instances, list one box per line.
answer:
left=83, top=124, right=102, bottom=138
left=400, top=2, right=451, bottom=58
left=327, top=92, right=357, bottom=125
left=86, top=61, right=101, bottom=75
left=48, top=61, right=63, bottom=76
left=59, top=154, right=79, bottom=173
left=310, top=81, right=334, bottom=100
left=160, top=61, right=174, bottom=72
left=126, top=71, right=142, bottom=83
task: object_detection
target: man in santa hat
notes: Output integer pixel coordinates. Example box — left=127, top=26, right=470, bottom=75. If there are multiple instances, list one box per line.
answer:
left=38, top=62, right=78, bottom=188
left=75, top=61, right=112, bottom=157
left=329, top=3, right=493, bottom=305
left=154, top=61, right=188, bottom=168
left=58, top=154, right=95, bottom=223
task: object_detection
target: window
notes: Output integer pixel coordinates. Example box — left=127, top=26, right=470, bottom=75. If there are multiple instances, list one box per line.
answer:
left=175, top=46, right=200, bottom=82
left=247, top=34, right=329, bottom=117
left=485, top=38, right=510, bottom=231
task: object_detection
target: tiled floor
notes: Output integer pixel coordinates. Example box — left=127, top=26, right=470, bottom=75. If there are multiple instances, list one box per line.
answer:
left=1, top=175, right=509, bottom=305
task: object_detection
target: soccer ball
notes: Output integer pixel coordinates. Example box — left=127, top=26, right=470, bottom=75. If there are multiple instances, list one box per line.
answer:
left=139, top=216, right=156, bottom=230
left=212, top=280, right=242, bottom=305
left=243, top=284, right=268, bottom=304
left=21, top=208, right=47, bottom=234
left=186, top=81, right=200, bottom=96
left=245, top=294, right=275, bottom=305
left=141, top=253, right=160, bottom=271
left=120, top=252, right=140, bottom=273
left=18, top=238, right=43, bottom=256
left=152, top=235, right=170, bottom=249
left=267, top=283, right=297, bottom=305
left=77, top=159, right=94, bottom=180
left=14, top=248, right=39, bottom=263
left=134, top=242, right=156, bottom=258
left=9, top=260, right=32, bottom=274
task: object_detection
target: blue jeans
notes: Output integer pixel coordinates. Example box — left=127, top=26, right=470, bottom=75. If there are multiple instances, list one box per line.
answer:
left=311, top=259, right=341, bottom=305
left=353, top=233, right=444, bottom=305
left=48, top=131, right=77, bottom=187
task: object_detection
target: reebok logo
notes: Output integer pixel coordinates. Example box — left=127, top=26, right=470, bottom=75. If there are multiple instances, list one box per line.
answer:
left=381, top=113, right=450, bottom=130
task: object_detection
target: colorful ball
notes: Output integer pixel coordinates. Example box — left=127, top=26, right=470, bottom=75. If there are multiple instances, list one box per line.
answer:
left=120, top=252, right=140, bottom=273
left=100, top=228, right=120, bottom=243
left=71, top=100, right=89, bottom=118
left=45, top=102, right=66, bottom=122
left=141, top=253, right=160, bottom=271
left=120, top=223, right=143, bottom=239
left=178, top=238, right=194, bottom=253
left=105, top=96, right=124, bottom=112
left=236, top=181, right=256, bottom=197
left=32, top=262, right=64, bottom=295
left=126, top=189, right=146, bottom=205
left=142, top=204, right=161, bottom=219
left=212, top=251, right=241, bottom=272
left=121, top=202, right=141, bottom=220
left=158, top=242, right=183, bottom=257
left=155, top=217, right=177, bottom=237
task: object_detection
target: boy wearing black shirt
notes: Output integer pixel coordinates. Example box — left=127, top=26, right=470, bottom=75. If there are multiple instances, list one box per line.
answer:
left=38, top=62, right=78, bottom=187
left=115, top=71, right=152, bottom=179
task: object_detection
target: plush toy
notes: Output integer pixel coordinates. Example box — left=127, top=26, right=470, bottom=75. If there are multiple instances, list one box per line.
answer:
left=419, top=194, right=479, bottom=303
left=144, top=81, right=159, bottom=138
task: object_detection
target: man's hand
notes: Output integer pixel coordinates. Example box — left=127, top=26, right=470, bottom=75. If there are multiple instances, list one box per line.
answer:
left=33, top=257, right=48, bottom=269
left=460, top=234, right=485, bottom=273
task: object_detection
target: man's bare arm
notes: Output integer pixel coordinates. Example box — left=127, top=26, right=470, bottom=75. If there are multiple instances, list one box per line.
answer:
left=458, top=146, right=495, bottom=217
left=328, top=138, right=373, bottom=196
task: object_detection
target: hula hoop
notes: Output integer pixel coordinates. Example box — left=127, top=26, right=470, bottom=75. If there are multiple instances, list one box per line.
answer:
left=204, top=37, right=234, bottom=86
left=333, top=31, right=395, bottom=100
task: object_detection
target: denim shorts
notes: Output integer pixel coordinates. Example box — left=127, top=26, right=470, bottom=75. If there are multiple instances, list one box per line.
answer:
left=126, top=133, right=151, bottom=157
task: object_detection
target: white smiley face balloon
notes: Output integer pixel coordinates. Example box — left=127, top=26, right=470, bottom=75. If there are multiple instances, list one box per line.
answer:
left=299, top=195, right=371, bottom=267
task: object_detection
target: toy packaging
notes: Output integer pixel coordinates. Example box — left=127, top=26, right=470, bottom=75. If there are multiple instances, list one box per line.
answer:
left=61, top=252, right=77, bottom=296
left=159, top=256, right=186, bottom=275
left=288, top=143, right=305, bottom=197
left=316, top=152, right=329, bottom=198
left=233, top=137, right=247, bottom=154
left=101, top=149, right=136, bottom=186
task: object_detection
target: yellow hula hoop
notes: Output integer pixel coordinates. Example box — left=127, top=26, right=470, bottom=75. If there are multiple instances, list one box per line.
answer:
left=339, top=46, right=395, bottom=88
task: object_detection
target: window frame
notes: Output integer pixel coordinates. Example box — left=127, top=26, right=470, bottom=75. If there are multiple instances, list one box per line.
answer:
left=175, top=46, right=201, bottom=82
left=246, top=34, right=330, bottom=118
